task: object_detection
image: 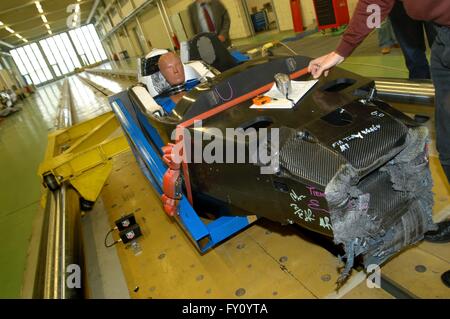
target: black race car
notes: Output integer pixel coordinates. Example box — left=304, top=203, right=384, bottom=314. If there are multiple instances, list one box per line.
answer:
left=123, top=53, right=435, bottom=283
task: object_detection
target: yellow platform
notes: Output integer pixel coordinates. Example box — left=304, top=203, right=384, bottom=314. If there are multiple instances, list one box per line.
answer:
left=93, top=150, right=450, bottom=299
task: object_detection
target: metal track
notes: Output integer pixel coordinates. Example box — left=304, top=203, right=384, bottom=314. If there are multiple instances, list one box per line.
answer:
left=77, top=74, right=114, bottom=96
left=34, top=79, right=84, bottom=299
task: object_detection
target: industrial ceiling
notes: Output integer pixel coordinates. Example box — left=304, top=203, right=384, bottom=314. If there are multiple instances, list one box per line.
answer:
left=0, top=0, right=96, bottom=48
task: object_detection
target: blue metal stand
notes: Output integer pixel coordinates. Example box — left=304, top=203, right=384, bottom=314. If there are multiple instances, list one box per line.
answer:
left=109, top=91, right=254, bottom=253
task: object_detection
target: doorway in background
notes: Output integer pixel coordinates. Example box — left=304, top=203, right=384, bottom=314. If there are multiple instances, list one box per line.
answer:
left=241, top=0, right=279, bottom=36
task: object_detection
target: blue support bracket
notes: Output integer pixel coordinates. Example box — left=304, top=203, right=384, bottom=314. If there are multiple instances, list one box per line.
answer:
left=109, top=91, right=255, bottom=253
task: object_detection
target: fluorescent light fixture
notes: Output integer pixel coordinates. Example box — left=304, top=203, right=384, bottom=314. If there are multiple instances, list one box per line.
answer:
left=0, top=21, right=4, bottom=26
left=35, top=1, right=43, bottom=14
left=5, top=26, right=14, bottom=33
left=15, top=34, right=23, bottom=39
left=41, top=15, right=48, bottom=23
left=48, top=30, right=52, bottom=35
left=23, top=39, right=28, bottom=43
left=45, top=24, right=50, bottom=29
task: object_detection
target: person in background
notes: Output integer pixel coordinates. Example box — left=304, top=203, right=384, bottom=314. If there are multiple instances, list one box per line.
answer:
left=389, top=1, right=437, bottom=80
left=188, top=0, right=231, bottom=48
left=308, top=0, right=450, bottom=287
left=378, top=18, right=398, bottom=54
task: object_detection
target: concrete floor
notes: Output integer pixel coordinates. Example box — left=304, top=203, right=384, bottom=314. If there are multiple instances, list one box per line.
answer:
left=0, top=81, right=63, bottom=298
left=0, top=29, right=446, bottom=299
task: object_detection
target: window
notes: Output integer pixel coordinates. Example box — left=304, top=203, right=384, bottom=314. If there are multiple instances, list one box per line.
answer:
left=10, top=24, right=107, bottom=85
left=61, top=33, right=81, bottom=69
left=87, top=24, right=108, bottom=60
left=40, top=39, right=62, bottom=77
left=10, top=43, right=54, bottom=85
left=39, top=31, right=82, bottom=76
left=42, top=37, right=69, bottom=74
left=69, top=24, right=107, bottom=65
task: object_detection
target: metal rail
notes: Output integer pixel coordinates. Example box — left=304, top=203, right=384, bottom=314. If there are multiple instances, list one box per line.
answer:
left=34, top=79, right=84, bottom=299
left=77, top=74, right=115, bottom=96
left=374, top=78, right=435, bottom=105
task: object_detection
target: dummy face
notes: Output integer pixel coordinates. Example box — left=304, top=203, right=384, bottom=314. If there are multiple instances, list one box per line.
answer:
left=158, top=52, right=185, bottom=86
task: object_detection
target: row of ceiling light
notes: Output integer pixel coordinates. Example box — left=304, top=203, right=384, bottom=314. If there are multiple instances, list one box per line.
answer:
left=35, top=1, right=52, bottom=35
left=0, top=21, right=28, bottom=43
left=37, top=0, right=81, bottom=36
left=1, top=0, right=81, bottom=45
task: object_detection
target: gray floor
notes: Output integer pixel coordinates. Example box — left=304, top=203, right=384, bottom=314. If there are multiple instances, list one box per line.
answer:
left=81, top=197, right=130, bottom=299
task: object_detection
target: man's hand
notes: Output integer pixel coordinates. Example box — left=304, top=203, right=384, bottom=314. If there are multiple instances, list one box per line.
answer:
left=308, top=51, right=345, bottom=79
left=218, top=34, right=226, bottom=42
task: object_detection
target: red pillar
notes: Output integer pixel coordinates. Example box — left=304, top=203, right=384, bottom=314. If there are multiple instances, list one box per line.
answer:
left=290, top=0, right=304, bottom=33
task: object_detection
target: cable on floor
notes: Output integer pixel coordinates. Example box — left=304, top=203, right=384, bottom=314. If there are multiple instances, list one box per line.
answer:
left=104, top=228, right=119, bottom=248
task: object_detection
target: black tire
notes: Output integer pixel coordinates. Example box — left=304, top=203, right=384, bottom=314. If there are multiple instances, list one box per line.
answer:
left=80, top=198, right=95, bottom=211
left=44, top=174, right=59, bottom=191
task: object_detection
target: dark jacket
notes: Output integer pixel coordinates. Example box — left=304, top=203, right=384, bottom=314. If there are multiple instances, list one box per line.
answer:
left=188, top=0, right=231, bottom=47
left=337, top=0, right=450, bottom=57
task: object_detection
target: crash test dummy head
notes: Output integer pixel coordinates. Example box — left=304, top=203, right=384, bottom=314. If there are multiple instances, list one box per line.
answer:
left=158, top=52, right=185, bottom=86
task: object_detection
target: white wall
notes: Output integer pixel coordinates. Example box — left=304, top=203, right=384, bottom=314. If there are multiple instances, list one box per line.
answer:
left=99, top=0, right=361, bottom=56
left=272, top=0, right=293, bottom=31
left=126, top=21, right=145, bottom=56
left=120, top=0, right=135, bottom=16
left=110, top=35, right=122, bottom=54
left=103, top=18, right=113, bottom=32
left=246, top=0, right=269, bottom=12
left=110, top=7, right=122, bottom=26
left=223, top=0, right=252, bottom=38
left=133, top=0, right=146, bottom=6
left=164, top=0, right=252, bottom=40
left=139, top=6, right=173, bottom=49
left=118, top=29, right=139, bottom=57
left=165, top=0, right=192, bottom=13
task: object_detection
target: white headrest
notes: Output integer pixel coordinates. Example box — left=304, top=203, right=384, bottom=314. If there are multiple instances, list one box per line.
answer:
left=131, top=86, right=165, bottom=118
left=145, top=48, right=169, bottom=60
left=184, top=61, right=216, bottom=82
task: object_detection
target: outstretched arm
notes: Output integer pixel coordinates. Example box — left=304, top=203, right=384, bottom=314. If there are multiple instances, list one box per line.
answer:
left=309, top=0, right=395, bottom=78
